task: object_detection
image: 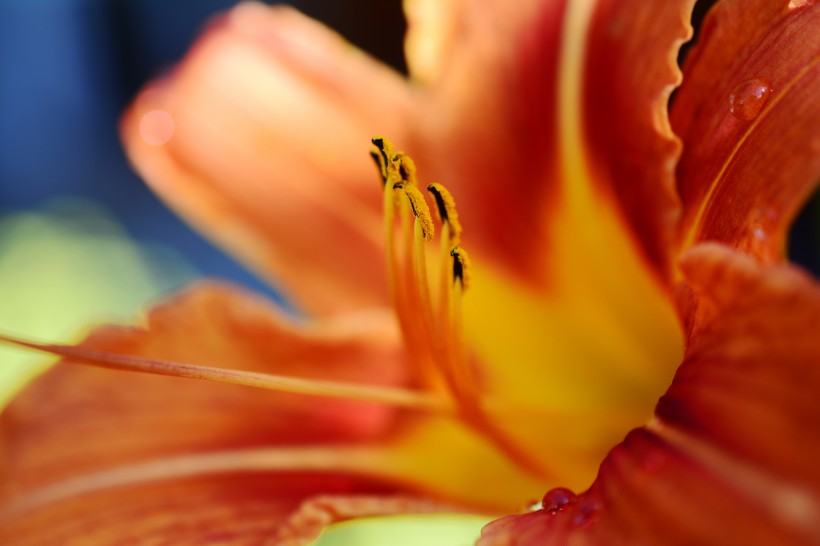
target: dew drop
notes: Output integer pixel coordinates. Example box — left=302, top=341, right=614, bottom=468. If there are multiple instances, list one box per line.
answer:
left=571, top=501, right=602, bottom=528
left=541, top=487, right=577, bottom=513
left=729, top=79, right=772, bottom=121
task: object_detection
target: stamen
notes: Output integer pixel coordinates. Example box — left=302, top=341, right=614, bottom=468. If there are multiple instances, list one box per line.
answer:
left=393, top=152, right=419, bottom=186
left=411, top=216, right=437, bottom=369
left=397, top=186, right=445, bottom=391
left=437, top=221, right=454, bottom=314
left=383, top=174, right=443, bottom=391
left=370, top=150, right=387, bottom=184
left=450, top=247, right=472, bottom=291
left=371, top=136, right=393, bottom=181
left=393, top=182, right=434, bottom=241
left=443, top=245, right=476, bottom=402
left=383, top=177, right=400, bottom=294
left=427, top=183, right=463, bottom=247
left=375, top=138, right=478, bottom=411
left=0, top=334, right=452, bottom=413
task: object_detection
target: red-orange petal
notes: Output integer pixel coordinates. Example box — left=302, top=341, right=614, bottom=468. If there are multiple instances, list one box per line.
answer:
left=409, top=0, right=696, bottom=285
left=582, top=0, right=694, bottom=277
left=121, top=3, right=414, bottom=315
left=1, top=281, right=406, bottom=500
left=672, top=0, right=820, bottom=262
left=661, top=244, right=820, bottom=489
left=405, top=0, right=566, bottom=283
left=478, top=245, right=820, bottom=545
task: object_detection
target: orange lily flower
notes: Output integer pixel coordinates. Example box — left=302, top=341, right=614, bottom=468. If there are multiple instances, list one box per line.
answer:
left=2, top=0, right=819, bottom=544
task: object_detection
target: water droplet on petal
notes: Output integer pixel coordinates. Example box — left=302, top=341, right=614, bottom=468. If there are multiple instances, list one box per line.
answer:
left=541, top=487, right=577, bottom=513
left=729, top=79, right=772, bottom=121
left=571, top=500, right=602, bottom=528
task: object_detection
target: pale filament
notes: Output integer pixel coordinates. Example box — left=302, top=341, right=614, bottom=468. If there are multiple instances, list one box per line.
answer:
left=0, top=334, right=452, bottom=414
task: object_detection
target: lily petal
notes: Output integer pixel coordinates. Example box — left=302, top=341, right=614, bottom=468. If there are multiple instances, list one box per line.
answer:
left=121, top=3, right=414, bottom=315
left=581, top=0, right=694, bottom=274
left=478, top=244, right=820, bottom=545
left=121, top=0, right=692, bottom=496
left=662, top=244, right=820, bottom=490
left=0, top=281, right=553, bottom=540
left=672, top=0, right=820, bottom=262
left=408, top=0, right=693, bottom=489
left=1, top=282, right=406, bottom=504
left=0, top=476, right=400, bottom=546
left=405, top=0, right=565, bottom=281
left=407, top=0, right=694, bottom=281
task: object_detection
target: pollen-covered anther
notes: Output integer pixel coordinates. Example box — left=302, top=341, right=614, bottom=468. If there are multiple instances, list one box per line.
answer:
left=427, top=183, right=463, bottom=247
left=393, top=152, right=419, bottom=186
left=393, top=182, right=435, bottom=241
left=370, top=149, right=387, bottom=184
left=450, top=246, right=472, bottom=290
left=371, top=136, right=395, bottom=185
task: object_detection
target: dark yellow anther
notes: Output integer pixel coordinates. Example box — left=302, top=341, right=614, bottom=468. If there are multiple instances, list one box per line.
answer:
left=427, top=183, right=463, bottom=247
left=371, top=136, right=395, bottom=185
left=370, top=150, right=387, bottom=183
left=394, top=182, right=435, bottom=241
left=374, top=137, right=478, bottom=409
left=450, top=247, right=471, bottom=290
left=393, top=152, right=419, bottom=186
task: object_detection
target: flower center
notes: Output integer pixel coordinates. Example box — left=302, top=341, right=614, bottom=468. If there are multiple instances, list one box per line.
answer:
left=371, top=136, right=476, bottom=404
left=372, top=137, right=555, bottom=478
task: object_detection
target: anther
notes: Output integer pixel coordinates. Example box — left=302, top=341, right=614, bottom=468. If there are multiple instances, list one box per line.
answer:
left=450, top=247, right=472, bottom=290
left=371, top=136, right=393, bottom=185
left=427, top=183, right=463, bottom=246
left=394, top=182, right=434, bottom=241
left=370, top=150, right=387, bottom=184
left=393, top=152, right=419, bottom=186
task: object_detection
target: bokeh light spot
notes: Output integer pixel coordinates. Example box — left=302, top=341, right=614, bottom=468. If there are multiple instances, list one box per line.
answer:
left=139, top=109, right=175, bottom=146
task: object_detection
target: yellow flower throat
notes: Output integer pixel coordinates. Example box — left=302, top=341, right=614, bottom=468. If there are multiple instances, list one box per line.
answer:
left=370, top=137, right=552, bottom=479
